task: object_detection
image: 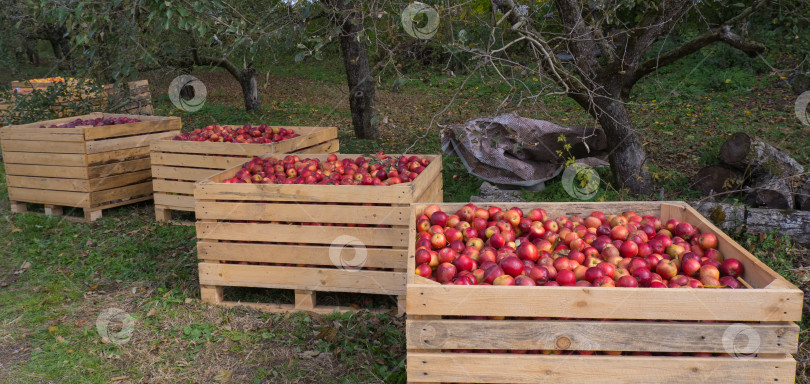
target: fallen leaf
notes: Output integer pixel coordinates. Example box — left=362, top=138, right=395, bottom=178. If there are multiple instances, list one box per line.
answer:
left=213, top=369, right=232, bottom=383
left=56, top=335, right=66, bottom=343
left=19, top=261, right=31, bottom=270
left=301, top=350, right=320, bottom=359
left=147, top=308, right=157, bottom=317
left=10, top=225, right=21, bottom=233
left=185, top=298, right=193, bottom=304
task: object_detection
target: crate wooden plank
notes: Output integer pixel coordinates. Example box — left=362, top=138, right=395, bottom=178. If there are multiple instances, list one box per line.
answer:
left=295, top=139, right=340, bottom=154
left=0, top=131, right=85, bottom=142
left=2, top=151, right=87, bottom=166
left=197, top=241, right=407, bottom=269
left=6, top=175, right=89, bottom=192
left=85, top=130, right=178, bottom=154
left=205, top=299, right=397, bottom=315
left=83, top=115, right=180, bottom=140
left=195, top=201, right=411, bottom=226
left=154, top=193, right=196, bottom=210
left=195, top=182, right=416, bottom=204
left=198, top=263, right=406, bottom=295
left=406, top=353, right=796, bottom=384
left=152, top=165, right=221, bottom=182
left=87, top=157, right=151, bottom=178
left=195, top=222, right=409, bottom=248
left=90, top=181, right=152, bottom=206
left=406, top=319, right=799, bottom=354
left=150, top=152, right=249, bottom=169
left=88, top=170, right=151, bottom=192
left=8, top=187, right=90, bottom=207
left=6, top=113, right=104, bottom=129
left=1, top=140, right=86, bottom=154
left=4, top=163, right=88, bottom=179
left=406, top=284, right=801, bottom=321
left=153, top=179, right=195, bottom=195
left=86, top=146, right=151, bottom=165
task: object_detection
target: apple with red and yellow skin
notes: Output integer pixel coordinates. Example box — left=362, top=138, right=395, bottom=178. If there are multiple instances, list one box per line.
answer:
left=438, top=247, right=457, bottom=264
left=720, top=258, right=745, bottom=278
left=720, top=276, right=742, bottom=289
left=655, top=259, right=678, bottom=280
left=516, top=242, right=539, bottom=262
left=699, top=264, right=721, bottom=281
left=436, top=262, right=457, bottom=283
left=515, top=275, right=536, bottom=286
left=529, top=266, right=550, bottom=284
left=493, top=274, right=516, bottom=286
left=688, top=279, right=704, bottom=288
left=613, top=267, right=630, bottom=281
left=415, top=264, right=432, bottom=277
left=423, top=204, right=442, bottom=219
left=430, top=233, right=447, bottom=250
left=681, top=258, right=701, bottom=277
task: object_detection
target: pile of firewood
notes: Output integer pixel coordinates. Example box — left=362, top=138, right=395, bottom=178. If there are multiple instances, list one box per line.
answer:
left=695, top=132, right=808, bottom=210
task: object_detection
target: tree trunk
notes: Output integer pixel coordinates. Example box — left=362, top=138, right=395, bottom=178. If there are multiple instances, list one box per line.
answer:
left=590, top=98, right=653, bottom=195
left=239, top=67, right=261, bottom=112
left=331, top=0, right=378, bottom=139
left=694, top=165, right=744, bottom=196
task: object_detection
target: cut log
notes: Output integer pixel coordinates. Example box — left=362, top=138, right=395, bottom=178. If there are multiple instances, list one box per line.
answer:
left=719, top=132, right=804, bottom=179
left=691, top=201, right=746, bottom=234
left=798, top=178, right=810, bottom=211
left=694, top=165, right=743, bottom=196
left=690, top=201, right=810, bottom=245
left=747, top=175, right=794, bottom=209
left=746, top=207, right=810, bottom=245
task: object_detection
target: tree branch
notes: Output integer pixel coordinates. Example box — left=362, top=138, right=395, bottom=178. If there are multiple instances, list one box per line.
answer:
left=191, top=49, right=242, bottom=79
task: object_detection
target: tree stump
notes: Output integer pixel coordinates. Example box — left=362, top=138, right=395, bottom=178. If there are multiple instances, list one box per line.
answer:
left=694, top=165, right=743, bottom=196
left=747, top=175, right=795, bottom=209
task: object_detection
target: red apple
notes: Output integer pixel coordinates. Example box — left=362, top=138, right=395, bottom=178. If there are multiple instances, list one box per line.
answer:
left=655, top=259, right=678, bottom=281
left=556, top=269, right=576, bottom=286
left=516, top=242, right=539, bottom=262
left=436, top=263, right=457, bottom=283
left=616, top=275, right=639, bottom=288
left=499, top=256, right=524, bottom=277
left=719, top=258, right=744, bottom=278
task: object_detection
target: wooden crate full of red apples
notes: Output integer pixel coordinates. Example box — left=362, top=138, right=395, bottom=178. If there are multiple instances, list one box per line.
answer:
left=406, top=201, right=802, bottom=384
left=0, top=113, right=180, bottom=221
left=150, top=124, right=338, bottom=221
left=194, top=153, right=442, bottom=314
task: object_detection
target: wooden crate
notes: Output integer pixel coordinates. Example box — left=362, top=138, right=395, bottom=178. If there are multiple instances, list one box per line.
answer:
left=1, top=113, right=180, bottom=221
left=194, top=154, right=443, bottom=314
left=151, top=126, right=339, bottom=222
left=406, top=201, right=803, bottom=384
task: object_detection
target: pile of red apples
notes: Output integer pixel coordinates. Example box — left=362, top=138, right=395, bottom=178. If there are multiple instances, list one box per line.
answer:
left=414, top=204, right=745, bottom=288
left=172, top=124, right=299, bottom=143
left=221, top=153, right=431, bottom=185
left=41, top=116, right=141, bottom=128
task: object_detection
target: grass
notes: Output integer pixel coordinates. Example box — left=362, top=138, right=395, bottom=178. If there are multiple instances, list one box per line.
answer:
left=1, top=44, right=809, bottom=383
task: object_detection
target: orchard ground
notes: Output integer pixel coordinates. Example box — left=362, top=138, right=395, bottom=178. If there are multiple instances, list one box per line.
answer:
left=0, top=53, right=809, bottom=383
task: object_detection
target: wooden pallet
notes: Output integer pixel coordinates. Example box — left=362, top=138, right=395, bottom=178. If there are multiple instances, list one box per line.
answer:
left=405, top=201, right=803, bottom=384
left=194, top=153, right=443, bottom=314
left=151, top=125, right=339, bottom=222
left=1, top=112, right=180, bottom=222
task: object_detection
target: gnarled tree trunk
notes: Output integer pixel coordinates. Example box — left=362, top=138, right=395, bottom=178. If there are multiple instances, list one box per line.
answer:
left=239, top=66, right=260, bottom=112
left=325, top=0, right=378, bottom=139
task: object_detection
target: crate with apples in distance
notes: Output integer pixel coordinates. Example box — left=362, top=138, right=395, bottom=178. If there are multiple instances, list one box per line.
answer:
left=193, top=153, right=442, bottom=314
left=150, top=125, right=339, bottom=222
left=405, top=201, right=802, bottom=384
left=0, top=113, right=180, bottom=221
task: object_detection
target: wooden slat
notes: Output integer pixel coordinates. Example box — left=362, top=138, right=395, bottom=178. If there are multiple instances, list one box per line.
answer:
left=195, top=182, right=415, bottom=204
left=0, top=130, right=85, bottom=142
left=406, top=353, right=795, bottom=384
left=406, top=319, right=799, bottom=354
left=5, top=175, right=89, bottom=192
left=1, top=140, right=86, bottom=154
left=195, top=201, right=411, bottom=225
left=86, top=146, right=151, bottom=165
left=88, top=170, right=151, bottom=191
left=195, top=222, right=409, bottom=247
left=4, top=163, right=88, bottom=179
left=83, top=116, right=179, bottom=140
left=87, top=158, right=151, bottom=178
left=85, top=130, right=179, bottom=154
left=197, top=241, right=407, bottom=269
left=152, top=165, right=222, bottom=182
left=153, top=193, right=196, bottom=210
left=411, top=201, right=665, bottom=220
left=198, top=262, right=405, bottom=295
left=4, top=112, right=102, bottom=129
left=152, top=179, right=195, bottom=195
left=406, top=285, right=802, bottom=321
left=8, top=187, right=90, bottom=207
left=2, top=151, right=86, bottom=166
left=90, top=181, right=152, bottom=206
left=150, top=152, right=249, bottom=169
left=294, top=139, right=340, bottom=154
left=206, top=300, right=395, bottom=315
